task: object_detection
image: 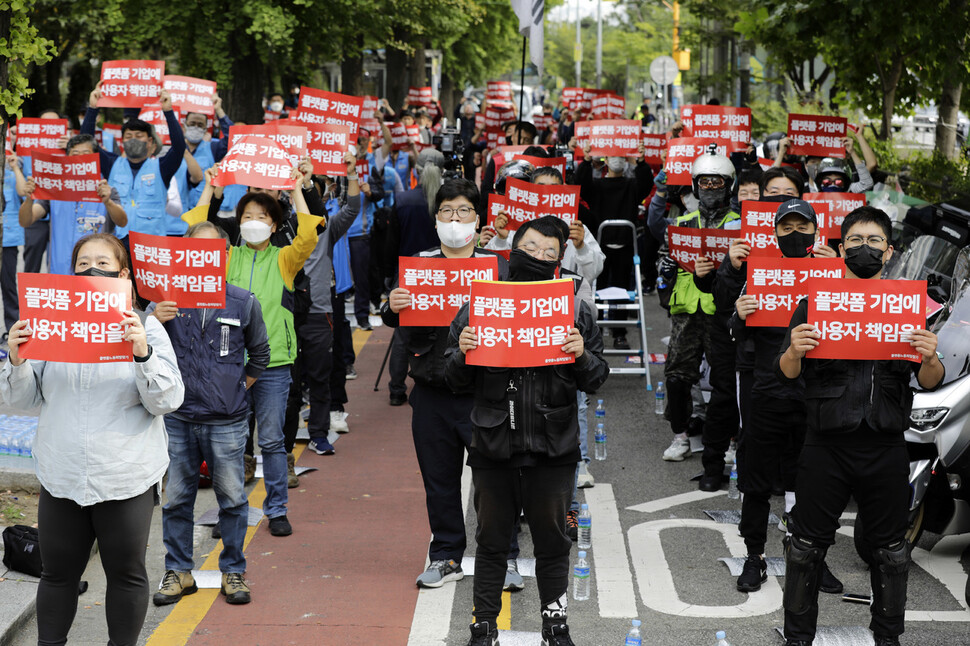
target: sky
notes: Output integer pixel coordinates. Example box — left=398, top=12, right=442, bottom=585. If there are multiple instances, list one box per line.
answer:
left=547, top=0, right=624, bottom=23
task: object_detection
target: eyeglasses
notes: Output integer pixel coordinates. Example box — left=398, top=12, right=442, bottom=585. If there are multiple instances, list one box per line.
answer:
left=820, top=176, right=846, bottom=188
left=438, top=206, right=476, bottom=220
left=697, top=177, right=726, bottom=190
left=519, top=241, right=559, bottom=261
left=844, top=234, right=887, bottom=247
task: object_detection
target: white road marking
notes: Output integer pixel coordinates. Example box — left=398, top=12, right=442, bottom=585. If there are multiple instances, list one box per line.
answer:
left=627, top=489, right=725, bottom=514
left=584, top=484, right=638, bottom=618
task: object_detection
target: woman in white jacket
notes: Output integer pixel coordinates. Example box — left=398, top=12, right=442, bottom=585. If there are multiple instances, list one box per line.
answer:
left=0, top=233, right=184, bottom=646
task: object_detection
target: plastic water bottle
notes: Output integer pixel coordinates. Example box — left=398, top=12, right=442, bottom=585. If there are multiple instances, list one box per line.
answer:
left=577, top=503, right=592, bottom=549
left=594, top=423, right=607, bottom=461
left=625, top=620, right=642, bottom=646
left=654, top=381, right=665, bottom=415
left=728, top=466, right=740, bottom=500
left=715, top=630, right=732, bottom=646
left=595, top=399, right=605, bottom=422
left=572, top=551, right=590, bottom=600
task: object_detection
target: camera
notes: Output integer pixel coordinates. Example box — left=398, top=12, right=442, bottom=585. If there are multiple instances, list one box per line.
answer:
left=433, top=119, right=465, bottom=180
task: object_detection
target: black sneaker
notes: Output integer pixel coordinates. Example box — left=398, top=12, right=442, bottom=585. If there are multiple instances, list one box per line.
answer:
left=389, top=393, right=408, bottom=406
left=211, top=524, right=221, bottom=539
left=698, top=473, right=721, bottom=492
left=466, top=621, right=499, bottom=646
left=346, top=364, right=358, bottom=380
left=268, top=515, right=292, bottom=536
left=874, top=636, right=900, bottom=646
left=541, top=623, right=575, bottom=646
left=613, top=335, right=631, bottom=350
left=819, top=560, right=843, bottom=594
left=737, top=554, right=767, bottom=592
left=784, top=641, right=811, bottom=646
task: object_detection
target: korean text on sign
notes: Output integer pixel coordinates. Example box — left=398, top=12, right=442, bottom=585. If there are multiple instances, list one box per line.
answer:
left=802, top=192, right=866, bottom=239
left=641, top=132, right=667, bottom=166
left=229, top=123, right=309, bottom=167
left=500, top=177, right=580, bottom=230
left=680, top=105, right=752, bottom=152
left=30, top=152, right=101, bottom=203
left=14, top=118, right=69, bottom=156
left=162, top=75, right=216, bottom=115
left=740, top=201, right=830, bottom=258
left=807, top=278, right=926, bottom=362
left=296, top=87, right=364, bottom=136
left=399, top=256, right=499, bottom=327
left=17, top=273, right=133, bottom=363
left=212, top=135, right=296, bottom=192
left=664, top=137, right=731, bottom=186
left=304, top=123, right=351, bottom=176
left=786, top=114, right=847, bottom=158
left=137, top=104, right=180, bottom=145
left=467, top=279, right=575, bottom=368
left=588, top=119, right=641, bottom=157
left=97, top=60, right=165, bottom=108
left=129, top=232, right=226, bottom=308
left=745, top=257, right=844, bottom=327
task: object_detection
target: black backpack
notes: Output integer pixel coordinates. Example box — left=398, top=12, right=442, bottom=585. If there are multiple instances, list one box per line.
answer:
left=2, top=525, right=42, bottom=577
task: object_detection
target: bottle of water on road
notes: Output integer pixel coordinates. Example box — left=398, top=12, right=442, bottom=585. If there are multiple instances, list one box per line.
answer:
left=595, top=399, right=605, bottom=422
left=728, top=466, right=740, bottom=500
left=594, top=423, right=607, bottom=460
left=625, top=619, right=642, bottom=646
left=654, top=381, right=665, bottom=415
left=715, top=630, right=732, bottom=645
left=578, top=503, right=592, bottom=549
left=573, top=551, right=590, bottom=601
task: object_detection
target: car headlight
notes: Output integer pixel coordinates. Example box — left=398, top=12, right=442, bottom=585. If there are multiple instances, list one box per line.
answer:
left=910, top=407, right=949, bottom=431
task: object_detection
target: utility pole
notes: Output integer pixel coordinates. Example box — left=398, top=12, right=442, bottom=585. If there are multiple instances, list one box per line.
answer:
left=595, top=0, right=603, bottom=88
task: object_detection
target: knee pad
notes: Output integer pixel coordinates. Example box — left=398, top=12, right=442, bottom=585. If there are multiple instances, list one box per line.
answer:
left=783, top=536, right=825, bottom=616
left=871, top=540, right=911, bottom=618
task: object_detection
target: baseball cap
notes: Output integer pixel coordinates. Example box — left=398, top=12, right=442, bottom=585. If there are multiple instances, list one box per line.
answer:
left=774, top=198, right=818, bottom=226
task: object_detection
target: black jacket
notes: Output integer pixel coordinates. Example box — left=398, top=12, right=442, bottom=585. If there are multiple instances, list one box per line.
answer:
left=443, top=295, right=609, bottom=467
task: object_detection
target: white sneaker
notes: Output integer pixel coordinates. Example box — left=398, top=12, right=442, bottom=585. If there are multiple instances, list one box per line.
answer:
left=662, top=437, right=691, bottom=461
left=724, top=439, right=738, bottom=465
left=577, top=462, right=595, bottom=488
left=330, top=411, right=349, bottom=434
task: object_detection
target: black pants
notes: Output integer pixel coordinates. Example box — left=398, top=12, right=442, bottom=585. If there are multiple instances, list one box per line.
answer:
left=638, top=230, right=659, bottom=285
left=735, top=370, right=753, bottom=488
left=37, top=487, right=155, bottom=646
left=24, top=219, right=49, bottom=273
left=738, top=397, right=806, bottom=555
left=700, top=320, right=739, bottom=477
left=472, top=463, right=573, bottom=624
left=664, top=311, right=712, bottom=434
left=1, top=245, right=20, bottom=332
left=330, top=287, right=350, bottom=409
left=367, top=233, right=384, bottom=308
left=388, top=328, right=408, bottom=398
left=785, top=432, right=910, bottom=641
left=284, top=311, right=335, bottom=445
left=601, top=245, right=633, bottom=335
left=348, top=235, right=371, bottom=325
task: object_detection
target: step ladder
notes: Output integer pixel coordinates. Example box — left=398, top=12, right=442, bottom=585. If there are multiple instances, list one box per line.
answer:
left=595, top=219, right=653, bottom=391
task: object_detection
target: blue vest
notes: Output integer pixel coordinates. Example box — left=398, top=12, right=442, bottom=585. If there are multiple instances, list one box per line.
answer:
left=2, top=167, right=24, bottom=248
left=220, top=184, right=248, bottom=214
left=392, top=152, right=411, bottom=188
left=381, top=163, right=401, bottom=208
left=107, top=157, right=168, bottom=237
left=48, top=200, right=109, bottom=275
left=177, top=140, right=215, bottom=212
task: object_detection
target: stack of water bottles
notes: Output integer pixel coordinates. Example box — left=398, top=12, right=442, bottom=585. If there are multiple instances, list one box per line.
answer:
left=0, top=415, right=38, bottom=458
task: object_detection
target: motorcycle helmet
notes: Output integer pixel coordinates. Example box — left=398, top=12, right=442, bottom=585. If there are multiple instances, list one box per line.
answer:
left=494, top=158, right=535, bottom=195
left=691, top=149, right=735, bottom=196
left=816, top=157, right=852, bottom=191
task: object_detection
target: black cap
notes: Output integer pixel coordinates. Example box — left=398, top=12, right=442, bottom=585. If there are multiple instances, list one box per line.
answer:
left=774, top=198, right=817, bottom=226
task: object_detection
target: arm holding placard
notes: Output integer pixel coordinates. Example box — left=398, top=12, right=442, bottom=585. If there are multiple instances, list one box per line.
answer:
left=158, top=90, right=187, bottom=186
left=776, top=299, right=817, bottom=380
left=97, top=180, right=127, bottom=227
left=772, top=137, right=790, bottom=168
left=277, top=167, right=325, bottom=289
left=569, top=224, right=605, bottom=285
left=8, top=154, right=27, bottom=196
left=18, top=178, right=50, bottom=227
left=572, top=300, right=609, bottom=392
left=912, top=329, right=944, bottom=390
left=83, top=81, right=118, bottom=177
left=131, top=314, right=185, bottom=416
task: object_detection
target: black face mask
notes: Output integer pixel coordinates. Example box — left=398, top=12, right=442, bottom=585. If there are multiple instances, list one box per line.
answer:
left=844, top=244, right=886, bottom=279
left=698, top=187, right=729, bottom=212
left=509, top=248, right=558, bottom=282
left=75, top=267, right=121, bottom=278
left=777, top=231, right=815, bottom=258
left=760, top=194, right=792, bottom=203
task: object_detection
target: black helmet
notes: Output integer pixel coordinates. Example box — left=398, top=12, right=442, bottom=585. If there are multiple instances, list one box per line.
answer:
left=494, top=158, right=535, bottom=195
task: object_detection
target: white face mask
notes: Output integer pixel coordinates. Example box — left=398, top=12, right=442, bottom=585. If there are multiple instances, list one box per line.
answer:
left=240, top=220, right=273, bottom=244
left=436, top=220, right=476, bottom=249
left=269, top=101, right=284, bottom=113
left=607, top=157, right=626, bottom=173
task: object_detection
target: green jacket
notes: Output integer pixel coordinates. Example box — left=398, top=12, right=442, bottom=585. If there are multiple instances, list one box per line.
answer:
left=669, top=209, right=739, bottom=316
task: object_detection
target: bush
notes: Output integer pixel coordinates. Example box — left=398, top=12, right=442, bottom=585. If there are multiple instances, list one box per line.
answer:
left=901, top=151, right=970, bottom=203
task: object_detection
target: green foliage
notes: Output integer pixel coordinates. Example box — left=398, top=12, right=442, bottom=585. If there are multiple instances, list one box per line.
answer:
left=866, top=137, right=904, bottom=174
left=0, top=0, right=56, bottom=118
left=903, top=150, right=970, bottom=202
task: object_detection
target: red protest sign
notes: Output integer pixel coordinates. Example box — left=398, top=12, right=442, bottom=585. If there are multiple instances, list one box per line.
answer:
left=740, top=201, right=830, bottom=258
left=213, top=135, right=295, bottom=191
left=573, top=121, right=592, bottom=161
left=162, top=75, right=216, bottom=115
left=14, top=118, right=69, bottom=156
left=361, top=96, right=380, bottom=120
left=512, top=155, right=566, bottom=180
left=487, top=81, right=513, bottom=103
left=745, top=257, right=845, bottom=327
left=802, top=192, right=866, bottom=239
left=667, top=226, right=702, bottom=273
left=305, top=123, right=351, bottom=176
left=642, top=132, right=666, bottom=166
left=561, top=87, right=582, bottom=110
left=590, top=92, right=626, bottom=120
left=681, top=105, right=751, bottom=153
left=17, top=273, right=133, bottom=363
left=486, top=193, right=508, bottom=227
left=129, top=232, right=226, bottom=308
left=296, top=87, right=364, bottom=136
left=485, top=102, right=516, bottom=131
left=588, top=120, right=641, bottom=157
left=407, top=86, right=433, bottom=107
left=398, top=256, right=500, bottom=327
left=664, top=137, right=731, bottom=186
left=389, top=122, right=411, bottom=151
left=30, top=152, right=101, bottom=203
left=786, top=114, right=847, bottom=158
left=701, top=228, right=741, bottom=267
left=502, top=177, right=580, bottom=230
left=137, top=104, right=180, bottom=145
left=474, top=114, right=486, bottom=131
left=264, top=109, right=283, bottom=123
left=533, top=114, right=555, bottom=131
left=97, top=60, right=165, bottom=108
left=229, top=123, right=308, bottom=167
left=467, top=279, right=575, bottom=368
left=807, top=278, right=926, bottom=362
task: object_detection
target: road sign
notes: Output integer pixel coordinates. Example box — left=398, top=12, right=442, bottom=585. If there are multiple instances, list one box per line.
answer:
left=650, top=56, right=679, bottom=86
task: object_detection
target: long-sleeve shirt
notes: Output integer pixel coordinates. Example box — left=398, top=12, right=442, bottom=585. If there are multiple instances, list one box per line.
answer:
left=81, top=106, right=186, bottom=186
left=304, top=194, right=360, bottom=314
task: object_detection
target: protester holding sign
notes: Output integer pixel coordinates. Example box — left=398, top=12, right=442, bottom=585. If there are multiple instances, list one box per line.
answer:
left=445, top=216, right=608, bottom=646
left=775, top=206, right=944, bottom=646
left=82, top=82, right=187, bottom=240
left=0, top=233, right=184, bottom=646
left=175, top=93, right=234, bottom=211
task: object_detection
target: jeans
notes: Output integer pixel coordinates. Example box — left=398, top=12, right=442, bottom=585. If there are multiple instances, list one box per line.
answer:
left=249, top=365, right=292, bottom=518
left=349, top=235, right=371, bottom=325
left=388, top=328, right=409, bottom=398
left=163, top=418, right=249, bottom=573
left=571, top=390, right=589, bottom=513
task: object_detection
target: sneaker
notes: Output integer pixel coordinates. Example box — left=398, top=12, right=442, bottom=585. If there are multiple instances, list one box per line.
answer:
left=662, top=436, right=691, bottom=461
left=541, top=623, right=575, bottom=646
left=268, top=515, right=292, bottom=536
left=777, top=512, right=789, bottom=533
left=819, top=560, right=844, bottom=594
left=286, top=453, right=299, bottom=488
left=736, top=554, right=767, bottom=592
left=357, top=320, right=373, bottom=331
left=576, top=462, right=594, bottom=488
left=416, top=559, right=464, bottom=588
left=369, top=302, right=381, bottom=316
left=873, top=636, right=901, bottom=646
left=221, top=572, right=251, bottom=604
left=308, top=438, right=335, bottom=455
left=330, top=410, right=349, bottom=433
left=152, top=570, right=198, bottom=606
left=243, top=454, right=257, bottom=483
left=565, top=509, right=579, bottom=542
left=466, top=621, right=499, bottom=646
left=784, top=641, right=811, bottom=646
left=698, top=473, right=721, bottom=492
left=346, top=364, right=358, bottom=380
left=211, top=524, right=221, bottom=539
left=503, top=559, right=525, bottom=591
left=613, top=335, right=631, bottom=350
left=389, top=392, right=408, bottom=406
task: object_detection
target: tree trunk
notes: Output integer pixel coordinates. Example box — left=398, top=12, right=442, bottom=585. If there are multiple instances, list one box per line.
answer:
left=341, top=36, right=365, bottom=98
left=878, top=56, right=905, bottom=141
left=386, top=32, right=409, bottom=111
left=0, top=7, right=8, bottom=250
left=409, top=43, right=426, bottom=90
left=440, top=74, right=458, bottom=124
left=226, top=42, right=267, bottom=125
left=936, top=78, right=963, bottom=158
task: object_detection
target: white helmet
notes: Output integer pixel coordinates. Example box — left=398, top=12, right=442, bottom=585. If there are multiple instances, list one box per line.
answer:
left=691, top=147, right=735, bottom=195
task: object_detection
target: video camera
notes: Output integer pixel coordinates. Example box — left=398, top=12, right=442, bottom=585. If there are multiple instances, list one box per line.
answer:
left=433, top=119, right=465, bottom=180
